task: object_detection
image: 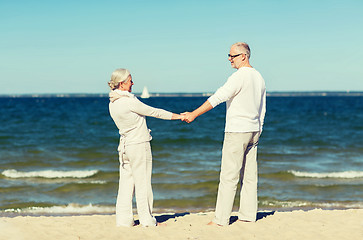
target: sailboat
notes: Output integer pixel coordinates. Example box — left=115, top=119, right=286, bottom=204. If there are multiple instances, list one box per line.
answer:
left=140, top=86, right=150, bottom=98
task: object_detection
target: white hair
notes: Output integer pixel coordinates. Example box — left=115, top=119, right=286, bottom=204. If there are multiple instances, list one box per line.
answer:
left=108, top=68, right=131, bottom=90
left=232, top=42, right=251, bottom=59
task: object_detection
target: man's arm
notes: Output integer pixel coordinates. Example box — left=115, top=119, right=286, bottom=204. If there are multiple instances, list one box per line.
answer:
left=259, top=90, right=266, bottom=133
left=182, top=71, right=240, bottom=123
left=182, top=100, right=213, bottom=123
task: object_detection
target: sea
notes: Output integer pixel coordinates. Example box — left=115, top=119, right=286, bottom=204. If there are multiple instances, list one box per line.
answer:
left=0, top=93, right=362, bottom=216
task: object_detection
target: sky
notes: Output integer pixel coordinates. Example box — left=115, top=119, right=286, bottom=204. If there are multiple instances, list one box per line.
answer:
left=1, top=0, right=362, bottom=94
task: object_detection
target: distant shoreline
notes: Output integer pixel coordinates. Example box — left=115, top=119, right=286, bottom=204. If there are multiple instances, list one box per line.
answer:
left=1, top=91, right=363, bottom=98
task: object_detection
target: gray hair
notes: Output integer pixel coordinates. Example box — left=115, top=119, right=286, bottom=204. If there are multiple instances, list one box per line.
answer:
left=108, top=68, right=131, bottom=90
left=232, top=42, right=251, bottom=59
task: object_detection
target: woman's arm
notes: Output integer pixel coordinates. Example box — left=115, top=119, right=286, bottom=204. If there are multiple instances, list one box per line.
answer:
left=130, top=98, right=179, bottom=120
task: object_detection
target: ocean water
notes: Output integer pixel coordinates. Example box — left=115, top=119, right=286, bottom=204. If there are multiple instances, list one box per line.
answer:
left=0, top=95, right=362, bottom=216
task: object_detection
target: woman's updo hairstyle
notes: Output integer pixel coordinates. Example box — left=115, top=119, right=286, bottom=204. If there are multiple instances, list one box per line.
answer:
left=108, top=68, right=131, bottom=90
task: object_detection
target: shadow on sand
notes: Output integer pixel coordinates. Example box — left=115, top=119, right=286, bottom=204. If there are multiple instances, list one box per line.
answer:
left=134, top=211, right=274, bottom=225
left=134, top=212, right=190, bottom=225
left=229, top=211, right=275, bottom=224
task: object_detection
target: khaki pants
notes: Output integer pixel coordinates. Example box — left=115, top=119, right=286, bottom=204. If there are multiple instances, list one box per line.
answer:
left=213, top=132, right=259, bottom=225
left=116, top=141, right=156, bottom=227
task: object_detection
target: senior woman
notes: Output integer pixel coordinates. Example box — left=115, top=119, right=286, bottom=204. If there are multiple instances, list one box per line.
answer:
left=108, top=68, right=182, bottom=227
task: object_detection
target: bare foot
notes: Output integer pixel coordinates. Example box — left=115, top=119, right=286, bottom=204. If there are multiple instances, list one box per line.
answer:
left=207, top=221, right=222, bottom=226
left=157, top=222, right=167, bottom=227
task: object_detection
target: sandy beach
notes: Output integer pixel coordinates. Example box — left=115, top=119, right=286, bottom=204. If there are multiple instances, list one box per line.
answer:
left=1, top=209, right=362, bottom=240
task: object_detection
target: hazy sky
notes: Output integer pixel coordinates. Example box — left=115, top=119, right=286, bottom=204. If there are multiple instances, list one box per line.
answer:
left=1, top=0, right=362, bottom=94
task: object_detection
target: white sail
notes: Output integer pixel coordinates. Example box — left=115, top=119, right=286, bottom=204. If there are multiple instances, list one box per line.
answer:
left=140, top=86, right=150, bottom=98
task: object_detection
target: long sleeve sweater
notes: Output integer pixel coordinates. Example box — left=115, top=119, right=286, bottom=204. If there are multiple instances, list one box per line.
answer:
left=109, top=90, right=173, bottom=146
left=207, top=67, right=266, bottom=133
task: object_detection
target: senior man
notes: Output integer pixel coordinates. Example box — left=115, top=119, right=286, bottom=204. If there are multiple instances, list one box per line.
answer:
left=182, top=42, right=266, bottom=226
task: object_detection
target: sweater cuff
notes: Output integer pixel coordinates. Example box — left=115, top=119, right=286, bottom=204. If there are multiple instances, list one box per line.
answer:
left=207, top=96, right=218, bottom=108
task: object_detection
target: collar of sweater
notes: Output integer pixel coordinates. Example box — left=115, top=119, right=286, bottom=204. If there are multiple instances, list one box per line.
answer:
left=109, top=90, right=135, bottom=102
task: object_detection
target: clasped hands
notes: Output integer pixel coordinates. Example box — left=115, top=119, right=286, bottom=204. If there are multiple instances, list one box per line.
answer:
left=179, top=112, right=196, bottom=123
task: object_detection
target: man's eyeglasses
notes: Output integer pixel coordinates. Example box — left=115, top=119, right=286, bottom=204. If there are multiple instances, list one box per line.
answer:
left=228, top=53, right=244, bottom=59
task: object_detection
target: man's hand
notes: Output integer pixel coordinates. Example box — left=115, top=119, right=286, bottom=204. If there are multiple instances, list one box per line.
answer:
left=181, top=112, right=197, bottom=123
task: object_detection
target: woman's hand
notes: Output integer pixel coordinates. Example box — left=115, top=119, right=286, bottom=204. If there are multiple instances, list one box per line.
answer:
left=171, top=113, right=185, bottom=121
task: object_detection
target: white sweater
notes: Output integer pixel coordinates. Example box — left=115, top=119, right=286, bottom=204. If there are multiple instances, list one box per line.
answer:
left=109, top=90, right=173, bottom=146
left=207, top=67, right=266, bottom=133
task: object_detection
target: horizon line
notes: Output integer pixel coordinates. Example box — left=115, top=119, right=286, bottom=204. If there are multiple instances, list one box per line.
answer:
left=1, top=91, right=363, bottom=98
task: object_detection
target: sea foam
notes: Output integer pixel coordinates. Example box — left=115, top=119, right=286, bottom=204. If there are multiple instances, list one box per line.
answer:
left=289, top=170, right=363, bottom=179
left=4, top=203, right=115, bottom=215
left=1, top=169, right=98, bottom=179
left=260, top=199, right=363, bottom=209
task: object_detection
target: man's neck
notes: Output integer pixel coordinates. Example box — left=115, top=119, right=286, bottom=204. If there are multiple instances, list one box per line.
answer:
left=238, top=61, right=252, bottom=69
left=238, top=62, right=252, bottom=69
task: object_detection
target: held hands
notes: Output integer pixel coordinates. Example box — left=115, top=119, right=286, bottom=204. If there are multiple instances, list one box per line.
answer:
left=180, top=112, right=196, bottom=123
left=172, top=112, right=197, bottom=123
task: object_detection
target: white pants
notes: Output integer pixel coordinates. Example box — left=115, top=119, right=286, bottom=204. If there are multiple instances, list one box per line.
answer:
left=213, top=132, right=259, bottom=225
left=116, top=141, right=156, bottom=227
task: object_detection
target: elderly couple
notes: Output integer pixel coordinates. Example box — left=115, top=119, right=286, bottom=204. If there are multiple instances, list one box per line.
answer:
left=108, top=42, right=266, bottom=227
